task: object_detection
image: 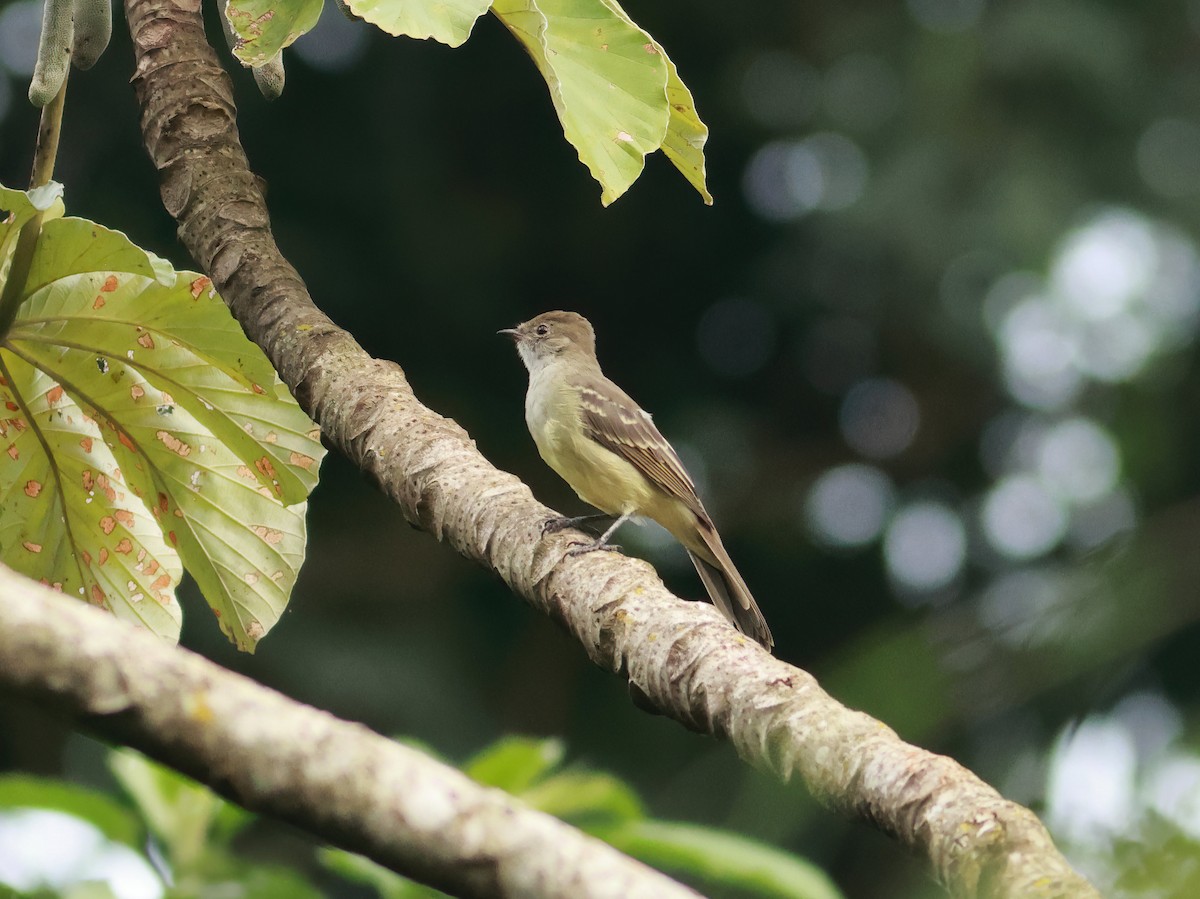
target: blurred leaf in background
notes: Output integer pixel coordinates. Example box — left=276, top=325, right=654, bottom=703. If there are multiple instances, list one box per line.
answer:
left=0, top=741, right=840, bottom=899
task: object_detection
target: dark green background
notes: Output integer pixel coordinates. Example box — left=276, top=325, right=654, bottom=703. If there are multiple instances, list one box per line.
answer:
left=2, top=1, right=1199, bottom=896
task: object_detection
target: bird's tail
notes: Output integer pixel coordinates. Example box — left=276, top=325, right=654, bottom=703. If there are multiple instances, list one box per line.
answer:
left=686, top=532, right=773, bottom=652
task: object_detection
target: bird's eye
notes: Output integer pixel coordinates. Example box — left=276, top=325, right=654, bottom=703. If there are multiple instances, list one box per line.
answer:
left=534, top=324, right=549, bottom=337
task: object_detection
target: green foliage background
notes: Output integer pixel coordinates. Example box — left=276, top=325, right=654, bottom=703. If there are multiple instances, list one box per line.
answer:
left=1, top=0, right=1199, bottom=896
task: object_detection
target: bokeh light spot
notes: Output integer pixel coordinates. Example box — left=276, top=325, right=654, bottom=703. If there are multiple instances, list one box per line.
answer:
left=883, top=501, right=966, bottom=593
left=799, top=132, right=869, bottom=211
left=981, top=474, right=1067, bottom=559
left=1052, top=210, right=1157, bottom=321
left=839, top=378, right=920, bottom=459
left=805, top=464, right=895, bottom=548
left=1114, top=692, right=1183, bottom=762
left=742, top=133, right=868, bottom=220
left=1146, top=755, right=1200, bottom=838
left=1076, top=312, right=1154, bottom=382
left=1046, top=718, right=1138, bottom=844
left=999, top=298, right=1083, bottom=409
left=1036, top=417, right=1120, bottom=503
left=0, top=810, right=162, bottom=899
left=743, top=141, right=817, bottom=221
left=1142, top=227, right=1200, bottom=336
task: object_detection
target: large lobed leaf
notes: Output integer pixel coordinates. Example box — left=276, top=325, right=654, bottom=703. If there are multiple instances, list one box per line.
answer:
left=220, top=0, right=710, bottom=205
left=0, top=186, right=324, bottom=651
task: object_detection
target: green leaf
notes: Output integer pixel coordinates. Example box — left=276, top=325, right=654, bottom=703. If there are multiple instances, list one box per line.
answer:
left=521, top=770, right=644, bottom=825
left=344, top=0, right=492, bottom=48
left=1, top=183, right=65, bottom=278
left=493, top=0, right=670, bottom=206
left=0, top=182, right=62, bottom=223
left=604, top=820, right=845, bottom=899
left=3, top=270, right=322, bottom=650
left=0, top=183, right=324, bottom=652
left=60, top=884, right=120, bottom=899
left=28, top=218, right=175, bottom=293
left=0, top=349, right=185, bottom=639
left=320, top=849, right=444, bottom=899
left=463, top=736, right=642, bottom=825
left=590, top=2, right=711, bottom=204
left=658, top=48, right=712, bottom=205
left=109, top=749, right=252, bottom=870
left=225, top=0, right=324, bottom=67
left=0, top=775, right=142, bottom=848
left=464, top=736, right=565, bottom=792
left=199, top=864, right=329, bottom=899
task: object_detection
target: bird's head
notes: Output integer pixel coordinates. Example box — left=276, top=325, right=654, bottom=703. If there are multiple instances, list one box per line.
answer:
left=499, top=310, right=597, bottom=371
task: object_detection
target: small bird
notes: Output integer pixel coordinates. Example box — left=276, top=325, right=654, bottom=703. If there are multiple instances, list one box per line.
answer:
left=500, top=310, right=773, bottom=650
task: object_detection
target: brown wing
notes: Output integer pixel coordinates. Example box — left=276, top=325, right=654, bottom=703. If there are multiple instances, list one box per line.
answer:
left=574, top=376, right=707, bottom=518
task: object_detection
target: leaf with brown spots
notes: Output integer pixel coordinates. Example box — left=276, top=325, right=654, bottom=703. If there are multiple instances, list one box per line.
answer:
left=0, top=351, right=181, bottom=640
left=225, top=0, right=325, bottom=66
left=0, top=183, right=322, bottom=652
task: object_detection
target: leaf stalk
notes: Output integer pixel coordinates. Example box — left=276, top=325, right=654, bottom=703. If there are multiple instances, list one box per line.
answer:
left=0, top=74, right=69, bottom=338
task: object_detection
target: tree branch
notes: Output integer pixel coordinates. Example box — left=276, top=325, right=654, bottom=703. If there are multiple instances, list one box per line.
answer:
left=0, top=565, right=701, bottom=899
left=119, top=0, right=1098, bottom=896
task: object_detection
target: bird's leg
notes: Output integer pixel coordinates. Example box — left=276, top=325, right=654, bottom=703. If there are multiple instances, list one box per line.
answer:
left=565, top=511, right=632, bottom=556
left=541, top=512, right=612, bottom=536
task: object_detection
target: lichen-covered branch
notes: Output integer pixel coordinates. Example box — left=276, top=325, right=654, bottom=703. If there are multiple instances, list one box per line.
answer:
left=119, top=0, right=1098, bottom=895
left=0, top=565, right=700, bottom=899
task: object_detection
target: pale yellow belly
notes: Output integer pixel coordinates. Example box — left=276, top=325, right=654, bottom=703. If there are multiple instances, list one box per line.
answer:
left=533, top=414, right=649, bottom=515
left=531, top=414, right=702, bottom=549
left=524, top=367, right=701, bottom=544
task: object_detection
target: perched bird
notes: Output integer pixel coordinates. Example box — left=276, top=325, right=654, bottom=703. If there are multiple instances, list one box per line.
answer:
left=500, top=310, right=773, bottom=650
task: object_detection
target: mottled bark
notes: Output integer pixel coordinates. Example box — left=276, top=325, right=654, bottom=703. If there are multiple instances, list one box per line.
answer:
left=113, top=0, right=1098, bottom=896
left=0, top=567, right=700, bottom=899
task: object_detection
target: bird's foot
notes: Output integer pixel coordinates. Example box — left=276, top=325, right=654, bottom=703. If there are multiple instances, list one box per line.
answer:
left=566, top=538, right=623, bottom=556
left=542, top=514, right=608, bottom=536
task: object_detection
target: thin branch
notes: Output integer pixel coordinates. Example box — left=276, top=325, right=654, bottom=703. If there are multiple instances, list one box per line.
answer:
left=119, top=0, right=1098, bottom=896
left=0, top=565, right=701, bottom=899
left=0, top=77, right=68, bottom=336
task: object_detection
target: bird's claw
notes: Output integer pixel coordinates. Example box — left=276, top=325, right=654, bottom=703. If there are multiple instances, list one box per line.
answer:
left=541, top=516, right=576, bottom=536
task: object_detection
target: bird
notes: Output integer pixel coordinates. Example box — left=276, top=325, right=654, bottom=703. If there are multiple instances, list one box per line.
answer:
left=499, top=310, right=773, bottom=650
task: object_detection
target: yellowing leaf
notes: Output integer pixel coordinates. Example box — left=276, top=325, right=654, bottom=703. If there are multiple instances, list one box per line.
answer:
left=494, top=0, right=670, bottom=206
left=0, top=183, right=324, bottom=652
left=345, top=0, right=492, bottom=47
left=0, top=353, right=183, bottom=638
left=655, top=42, right=711, bottom=205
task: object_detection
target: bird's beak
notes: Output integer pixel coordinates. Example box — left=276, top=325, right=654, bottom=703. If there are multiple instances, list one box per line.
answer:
left=497, top=327, right=521, bottom=341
